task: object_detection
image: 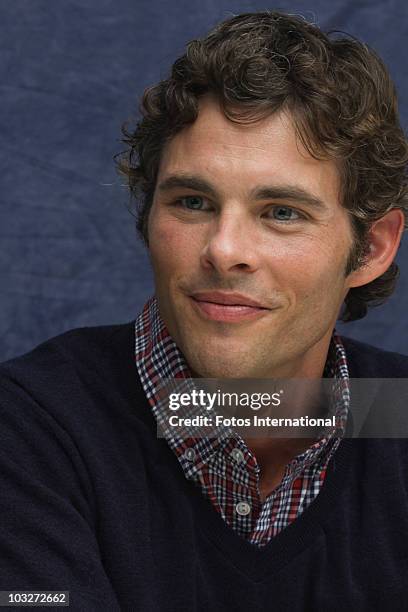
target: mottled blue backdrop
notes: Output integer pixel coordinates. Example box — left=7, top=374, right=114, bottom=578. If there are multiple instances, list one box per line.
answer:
left=1, top=0, right=407, bottom=360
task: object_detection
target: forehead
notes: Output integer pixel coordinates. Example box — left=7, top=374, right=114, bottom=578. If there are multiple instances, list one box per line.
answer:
left=157, top=96, right=341, bottom=208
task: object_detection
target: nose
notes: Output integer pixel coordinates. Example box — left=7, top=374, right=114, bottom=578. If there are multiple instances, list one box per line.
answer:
left=200, top=207, right=259, bottom=275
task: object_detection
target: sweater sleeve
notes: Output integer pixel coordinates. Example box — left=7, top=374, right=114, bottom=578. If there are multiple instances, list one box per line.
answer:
left=0, top=374, right=122, bottom=611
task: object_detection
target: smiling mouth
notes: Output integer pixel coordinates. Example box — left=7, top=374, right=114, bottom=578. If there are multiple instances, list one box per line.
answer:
left=189, top=293, right=271, bottom=323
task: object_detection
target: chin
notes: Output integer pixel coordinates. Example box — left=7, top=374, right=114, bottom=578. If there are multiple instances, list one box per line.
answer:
left=177, top=330, right=264, bottom=377
left=185, top=351, right=254, bottom=379
left=193, top=365, right=244, bottom=379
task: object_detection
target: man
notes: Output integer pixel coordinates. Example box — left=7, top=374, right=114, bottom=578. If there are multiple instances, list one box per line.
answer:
left=0, top=10, right=407, bottom=611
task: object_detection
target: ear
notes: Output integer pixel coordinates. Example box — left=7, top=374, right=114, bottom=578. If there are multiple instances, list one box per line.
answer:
left=347, top=209, right=405, bottom=288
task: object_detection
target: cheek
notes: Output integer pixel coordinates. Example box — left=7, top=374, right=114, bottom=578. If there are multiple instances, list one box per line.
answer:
left=148, top=217, right=202, bottom=276
left=268, top=235, right=348, bottom=302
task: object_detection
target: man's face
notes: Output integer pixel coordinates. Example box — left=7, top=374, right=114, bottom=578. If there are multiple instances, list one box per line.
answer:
left=147, top=96, right=356, bottom=378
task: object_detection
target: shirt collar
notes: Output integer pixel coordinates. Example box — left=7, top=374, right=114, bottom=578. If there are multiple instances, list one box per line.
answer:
left=135, top=296, right=350, bottom=476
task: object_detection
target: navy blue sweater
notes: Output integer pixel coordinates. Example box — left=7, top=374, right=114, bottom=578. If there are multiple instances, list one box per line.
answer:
left=0, top=322, right=407, bottom=611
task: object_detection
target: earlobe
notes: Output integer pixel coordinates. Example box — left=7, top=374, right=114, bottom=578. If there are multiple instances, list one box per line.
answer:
left=347, top=209, right=405, bottom=288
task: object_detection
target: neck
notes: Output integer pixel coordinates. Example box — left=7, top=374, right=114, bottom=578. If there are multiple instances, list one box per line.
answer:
left=245, top=437, right=316, bottom=501
left=242, top=329, right=335, bottom=499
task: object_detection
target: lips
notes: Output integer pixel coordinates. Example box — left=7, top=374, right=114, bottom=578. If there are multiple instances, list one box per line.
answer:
left=189, top=291, right=270, bottom=322
left=190, top=291, right=268, bottom=308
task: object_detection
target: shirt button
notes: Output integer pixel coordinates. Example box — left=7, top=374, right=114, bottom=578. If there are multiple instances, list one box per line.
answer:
left=230, top=448, right=245, bottom=464
left=183, top=448, right=196, bottom=462
left=235, top=501, right=251, bottom=516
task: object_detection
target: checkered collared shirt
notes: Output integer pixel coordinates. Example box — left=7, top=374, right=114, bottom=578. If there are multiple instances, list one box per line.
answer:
left=135, top=296, right=349, bottom=547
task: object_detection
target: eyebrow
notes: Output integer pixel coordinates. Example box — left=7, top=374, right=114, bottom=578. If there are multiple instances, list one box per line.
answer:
left=157, top=174, right=327, bottom=212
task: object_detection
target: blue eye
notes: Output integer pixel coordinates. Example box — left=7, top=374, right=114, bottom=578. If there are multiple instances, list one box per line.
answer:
left=179, top=196, right=207, bottom=210
left=269, top=206, right=301, bottom=221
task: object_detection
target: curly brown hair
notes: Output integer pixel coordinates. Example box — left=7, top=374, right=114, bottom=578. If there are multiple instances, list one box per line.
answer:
left=116, top=10, right=408, bottom=322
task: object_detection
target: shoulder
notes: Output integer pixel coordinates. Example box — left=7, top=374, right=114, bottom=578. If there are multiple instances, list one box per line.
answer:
left=0, top=320, right=138, bottom=419
left=341, top=335, right=408, bottom=377
left=0, top=320, right=135, bottom=374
